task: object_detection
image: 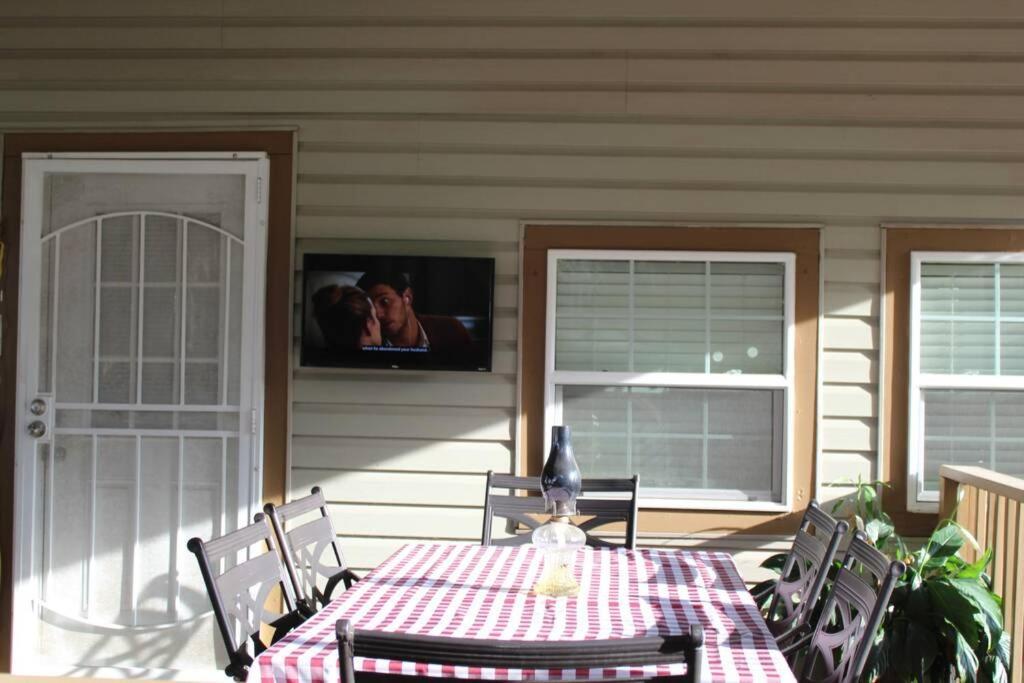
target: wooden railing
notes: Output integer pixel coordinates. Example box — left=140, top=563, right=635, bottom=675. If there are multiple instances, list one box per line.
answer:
left=939, top=465, right=1024, bottom=682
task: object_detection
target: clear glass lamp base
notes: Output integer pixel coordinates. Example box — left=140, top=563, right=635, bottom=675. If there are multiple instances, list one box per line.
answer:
left=531, top=517, right=586, bottom=597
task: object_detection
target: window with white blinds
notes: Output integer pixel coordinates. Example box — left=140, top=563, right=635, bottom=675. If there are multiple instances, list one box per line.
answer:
left=908, top=253, right=1024, bottom=511
left=545, top=250, right=795, bottom=511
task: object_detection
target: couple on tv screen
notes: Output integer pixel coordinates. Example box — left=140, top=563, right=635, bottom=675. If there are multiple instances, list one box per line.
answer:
left=302, top=254, right=494, bottom=372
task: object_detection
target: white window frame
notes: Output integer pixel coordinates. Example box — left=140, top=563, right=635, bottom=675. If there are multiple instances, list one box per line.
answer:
left=544, top=249, right=796, bottom=512
left=907, top=251, right=1024, bottom=512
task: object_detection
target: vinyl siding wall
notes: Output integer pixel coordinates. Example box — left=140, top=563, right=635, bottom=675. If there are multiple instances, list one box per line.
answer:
left=2, top=0, right=1023, bottom=575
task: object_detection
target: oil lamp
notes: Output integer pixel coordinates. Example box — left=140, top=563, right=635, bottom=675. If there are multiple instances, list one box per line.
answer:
left=532, top=425, right=586, bottom=597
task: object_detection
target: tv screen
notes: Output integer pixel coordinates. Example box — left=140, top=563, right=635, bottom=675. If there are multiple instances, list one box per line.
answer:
left=301, top=253, right=495, bottom=371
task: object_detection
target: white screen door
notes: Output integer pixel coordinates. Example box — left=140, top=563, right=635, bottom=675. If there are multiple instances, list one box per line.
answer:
left=12, top=154, right=268, bottom=679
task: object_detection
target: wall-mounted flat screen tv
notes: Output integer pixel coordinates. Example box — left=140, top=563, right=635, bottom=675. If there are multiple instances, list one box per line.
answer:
left=301, top=253, right=495, bottom=371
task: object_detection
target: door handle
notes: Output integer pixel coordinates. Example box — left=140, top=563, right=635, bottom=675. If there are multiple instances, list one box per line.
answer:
left=27, top=420, right=46, bottom=439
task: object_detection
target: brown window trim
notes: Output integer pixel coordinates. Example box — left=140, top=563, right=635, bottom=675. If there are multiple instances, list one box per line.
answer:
left=0, top=131, right=294, bottom=671
left=520, top=224, right=820, bottom=535
left=882, top=225, right=1024, bottom=536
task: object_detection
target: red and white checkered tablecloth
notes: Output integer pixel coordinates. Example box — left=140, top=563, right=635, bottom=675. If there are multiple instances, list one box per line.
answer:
left=249, top=543, right=796, bottom=683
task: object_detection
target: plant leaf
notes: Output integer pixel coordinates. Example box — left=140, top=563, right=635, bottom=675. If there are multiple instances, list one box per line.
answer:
left=922, top=525, right=964, bottom=568
left=982, top=655, right=1009, bottom=683
left=995, top=631, right=1012, bottom=669
left=952, top=577, right=1004, bottom=634
left=864, top=517, right=895, bottom=547
left=928, top=579, right=980, bottom=650
left=759, top=552, right=788, bottom=573
left=905, top=619, right=938, bottom=678
left=946, top=621, right=980, bottom=683
left=956, top=548, right=992, bottom=580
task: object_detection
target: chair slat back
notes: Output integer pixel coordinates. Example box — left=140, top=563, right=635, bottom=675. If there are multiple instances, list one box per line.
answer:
left=796, top=532, right=905, bottom=683
left=765, top=500, right=848, bottom=637
left=187, top=517, right=305, bottom=680
left=216, top=551, right=291, bottom=638
left=481, top=471, right=640, bottom=549
left=336, top=619, right=704, bottom=683
left=264, top=486, right=358, bottom=610
left=274, top=486, right=328, bottom=524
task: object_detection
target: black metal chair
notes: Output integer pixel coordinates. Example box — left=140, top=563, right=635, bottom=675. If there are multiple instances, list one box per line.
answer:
left=187, top=515, right=309, bottom=680
left=263, top=486, right=360, bottom=612
left=480, top=471, right=639, bottom=549
left=783, top=531, right=905, bottom=683
left=753, top=500, right=848, bottom=643
left=336, top=618, right=703, bottom=683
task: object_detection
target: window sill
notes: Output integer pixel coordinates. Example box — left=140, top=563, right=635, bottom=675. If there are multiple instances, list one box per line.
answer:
left=907, top=498, right=939, bottom=514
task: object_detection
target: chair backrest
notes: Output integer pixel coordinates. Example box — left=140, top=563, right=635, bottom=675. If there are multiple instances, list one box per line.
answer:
left=187, top=516, right=306, bottom=680
left=481, top=471, right=640, bottom=549
left=336, top=618, right=703, bottom=683
left=263, top=486, right=358, bottom=610
left=796, top=532, right=905, bottom=683
left=765, top=500, right=848, bottom=637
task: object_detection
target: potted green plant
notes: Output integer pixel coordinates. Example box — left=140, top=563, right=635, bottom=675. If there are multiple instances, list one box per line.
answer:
left=753, top=480, right=1011, bottom=682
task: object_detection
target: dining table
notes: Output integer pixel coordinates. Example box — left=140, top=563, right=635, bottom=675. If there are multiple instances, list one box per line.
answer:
left=248, top=542, right=797, bottom=683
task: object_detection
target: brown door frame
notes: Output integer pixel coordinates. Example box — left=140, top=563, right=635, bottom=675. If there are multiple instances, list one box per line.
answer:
left=0, top=131, right=294, bottom=671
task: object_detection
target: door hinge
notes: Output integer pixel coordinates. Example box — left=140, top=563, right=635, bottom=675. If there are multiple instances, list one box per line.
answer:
left=251, top=409, right=258, bottom=435
left=256, top=176, right=263, bottom=204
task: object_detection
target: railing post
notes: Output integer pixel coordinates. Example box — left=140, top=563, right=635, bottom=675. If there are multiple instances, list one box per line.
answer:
left=938, top=466, right=960, bottom=523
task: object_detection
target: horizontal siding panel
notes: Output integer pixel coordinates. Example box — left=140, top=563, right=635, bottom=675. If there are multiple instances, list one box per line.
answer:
left=294, top=215, right=519, bottom=242
left=291, top=435, right=513, bottom=473
left=220, top=1, right=1024, bottom=20
left=0, top=57, right=628, bottom=85
left=824, top=226, right=880, bottom=251
left=822, top=256, right=880, bottom=285
left=327, top=504, right=483, bottom=540
left=292, top=469, right=486, bottom=506
left=299, top=152, right=1024, bottom=189
left=292, top=403, right=515, bottom=441
left=822, top=385, right=877, bottom=418
left=219, top=26, right=1024, bottom=54
left=0, top=27, right=224, bottom=49
left=0, top=1, right=220, bottom=16
left=297, top=183, right=1024, bottom=221
left=626, top=91, right=1024, bottom=123
left=15, top=89, right=1024, bottom=126
left=302, top=119, right=1024, bottom=157
left=295, top=239, right=519, bottom=275
left=627, top=59, right=1024, bottom=90
left=821, top=418, right=876, bottom=452
left=293, top=374, right=516, bottom=407
left=819, top=450, right=877, bottom=483
left=822, top=350, right=876, bottom=384
left=331, top=537, right=424, bottom=573
left=822, top=318, right=877, bottom=351
left=337, top=537, right=465, bottom=573
left=818, top=484, right=859, bottom=505
left=824, top=283, right=878, bottom=317
left=0, top=89, right=628, bottom=115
